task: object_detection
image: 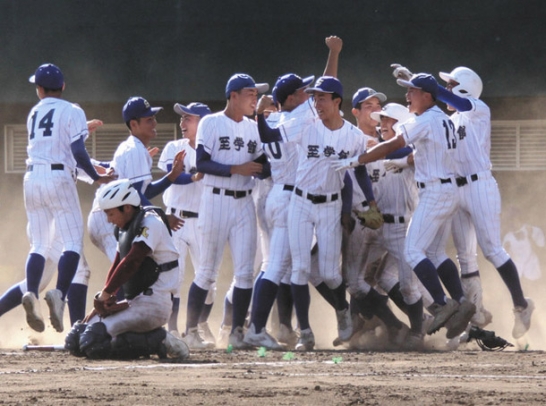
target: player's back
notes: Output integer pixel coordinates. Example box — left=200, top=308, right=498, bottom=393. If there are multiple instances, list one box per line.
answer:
left=26, top=97, right=87, bottom=170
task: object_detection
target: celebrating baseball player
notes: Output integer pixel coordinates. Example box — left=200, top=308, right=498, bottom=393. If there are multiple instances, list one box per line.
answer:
left=396, top=65, right=534, bottom=338
left=157, top=102, right=217, bottom=347
left=333, top=73, right=476, bottom=339
left=21, top=63, right=115, bottom=334
left=64, top=179, right=189, bottom=360
left=184, top=73, right=269, bottom=349
left=256, top=75, right=379, bottom=350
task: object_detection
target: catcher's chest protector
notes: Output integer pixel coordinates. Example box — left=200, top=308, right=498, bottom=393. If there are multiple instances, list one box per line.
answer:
left=114, top=206, right=171, bottom=299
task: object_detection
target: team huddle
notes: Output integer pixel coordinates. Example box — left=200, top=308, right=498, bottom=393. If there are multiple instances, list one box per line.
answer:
left=0, top=36, right=534, bottom=359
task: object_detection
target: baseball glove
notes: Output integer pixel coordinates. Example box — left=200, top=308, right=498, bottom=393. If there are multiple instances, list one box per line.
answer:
left=355, top=206, right=384, bottom=230
left=94, top=293, right=129, bottom=318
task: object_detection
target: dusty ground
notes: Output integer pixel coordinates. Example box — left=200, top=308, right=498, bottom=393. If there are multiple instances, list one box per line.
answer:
left=0, top=346, right=545, bottom=406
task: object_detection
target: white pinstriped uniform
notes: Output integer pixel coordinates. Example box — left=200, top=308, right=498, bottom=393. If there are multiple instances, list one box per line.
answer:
left=449, top=98, right=509, bottom=270
left=194, top=112, right=264, bottom=290
left=25, top=98, right=87, bottom=257
left=279, top=116, right=367, bottom=288
left=88, top=135, right=154, bottom=261
left=158, top=139, right=215, bottom=304
left=397, top=106, right=460, bottom=268
left=87, top=211, right=179, bottom=337
left=261, top=100, right=315, bottom=285
left=343, top=133, right=383, bottom=296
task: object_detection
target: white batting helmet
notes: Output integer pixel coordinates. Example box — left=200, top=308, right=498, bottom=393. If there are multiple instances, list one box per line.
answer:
left=98, top=179, right=141, bottom=210
left=439, top=67, right=483, bottom=99
left=370, top=103, right=414, bottom=131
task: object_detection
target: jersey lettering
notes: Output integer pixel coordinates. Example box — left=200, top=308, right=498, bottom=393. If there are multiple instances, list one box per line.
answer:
left=443, top=119, right=457, bottom=150
left=233, top=137, right=244, bottom=151
left=29, top=108, right=55, bottom=140
left=307, top=145, right=320, bottom=158
left=457, top=125, right=467, bottom=141
left=323, top=146, right=335, bottom=157
left=266, top=141, right=283, bottom=160
left=247, top=140, right=257, bottom=154
left=218, top=136, right=231, bottom=150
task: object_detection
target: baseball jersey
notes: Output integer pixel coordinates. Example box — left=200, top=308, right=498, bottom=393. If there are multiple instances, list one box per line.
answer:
left=197, top=112, right=264, bottom=190
left=91, top=135, right=153, bottom=212
left=264, top=99, right=315, bottom=186
left=374, top=160, right=418, bottom=217
left=398, top=105, right=459, bottom=183
left=158, top=139, right=202, bottom=213
left=279, top=117, right=367, bottom=194
left=449, top=98, right=492, bottom=176
left=26, top=97, right=88, bottom=170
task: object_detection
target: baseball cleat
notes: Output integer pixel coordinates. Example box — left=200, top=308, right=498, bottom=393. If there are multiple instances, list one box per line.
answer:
left=387, top=323, right=409, bottom=349
left=243, top=323, right=285, bottom=350
left=512, top=298, right=534, bottom=339
left=295, top=328, right=315, bottom=351
left=335, top=307, right=353, bottom=342
left=45, top=289, right=65, bottom=333
left=228, top=326, right=253, bottom=350
left=22, top=292, right=45, bottom=332
left=403, top=331, right=425, bottom=352
left=198, top=321, right=216, bottom=345
left=164, top=331, right=190, bottom=360
left=276, top=324, right=298, bottom=349
left=183, top=327, right=215, bottom=350
left=217, top=324, right=231, bottom=349
left=445, top=300, right=476, bottom=339
left=426, top=298, right=459, bottom=335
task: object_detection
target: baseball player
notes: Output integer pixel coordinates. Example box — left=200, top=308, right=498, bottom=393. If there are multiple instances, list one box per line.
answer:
left=333, top=73, right=476, bottom=339
left=64, top=180, right=189, bottom=360
left=184, top=73, right=269, bottom=349
left=257, top=76, right=378, bottom=350
left=22, top=63, right=114, bottom=334
left=244, top=36, right=345, bottom=350
left=86, top=96, right=186, bottom=294
left=157, top=102, right=217, bottom=347
left=432, top=66, right=533, bottom=338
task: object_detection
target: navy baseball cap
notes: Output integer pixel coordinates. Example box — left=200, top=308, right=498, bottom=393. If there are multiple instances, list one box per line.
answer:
left=29, top=63, right=64, bottom=89
left=225, top=73, right=269, bottom=98
left=272, top=73, right=315, bottom=105
left=305, top=76, right=343, bottom=97
left=122, top=97, right=163, bottom=122
left=173, top=102, right=211, bottom=118
left=351, top=87, right=387, bottom=108
left=397, top=73, right=439, bottom=99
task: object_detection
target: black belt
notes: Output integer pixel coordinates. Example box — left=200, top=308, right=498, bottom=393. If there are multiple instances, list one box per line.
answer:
left=170, top=208, right=199, bottom=218
left=158, top=260, right=179, bottom=273
left=383, top=214, right=405, bottom=224
left=416, top=178, right=451, bottom=189
left=283, top=184, right=294, bottom=191
left=295, top=187, right=338, bottom=204
left=455, top=173, right=479, bottom=187
left=212, top=187, right=252, bottom=199
left=27, top=164, right=64, bottom=171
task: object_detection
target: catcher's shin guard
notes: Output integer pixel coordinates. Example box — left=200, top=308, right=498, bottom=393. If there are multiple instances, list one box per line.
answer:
left=79, top=322, right=112, bottom=359
left=112, top=327, right=168, bottom=359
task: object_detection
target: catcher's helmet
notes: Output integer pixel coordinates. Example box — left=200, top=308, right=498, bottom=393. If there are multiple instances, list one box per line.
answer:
left=439, top=67, right=483, bottom=99
left=98, top=179, right=141, bottom=210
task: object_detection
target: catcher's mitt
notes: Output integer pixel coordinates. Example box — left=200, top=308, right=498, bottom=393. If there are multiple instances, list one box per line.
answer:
left=94, top=293, right=129, bottom=318
left=355, top=206, right=384, bottom=230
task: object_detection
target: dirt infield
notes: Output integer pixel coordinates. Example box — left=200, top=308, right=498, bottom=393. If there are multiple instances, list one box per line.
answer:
left=1, top=346, right=545, bottom=405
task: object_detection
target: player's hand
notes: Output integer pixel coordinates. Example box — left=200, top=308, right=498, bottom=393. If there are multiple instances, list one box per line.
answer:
left=331, top=156, right=360, bottom=171
left=167, top=150, right=186, bottom=182
left=167, top=214, right=184, bottom=231
left=257, top=95, right=275, bottom=115
left=391, top=63, right=413, bottom=81
left=325, top=36, right=343, bottom=54
left=384, top=156, right=410, bottom=172
left=191, top=172, right=204, bottom=182
left=87, top=119, right=103, bottom=133
left=367, top=138, right=379, bottom=149
left=95, top=172, right=117, bottom=185
left=148, top=147, right=160, bottom=158
left=231, top=161, right=263, bottom=176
